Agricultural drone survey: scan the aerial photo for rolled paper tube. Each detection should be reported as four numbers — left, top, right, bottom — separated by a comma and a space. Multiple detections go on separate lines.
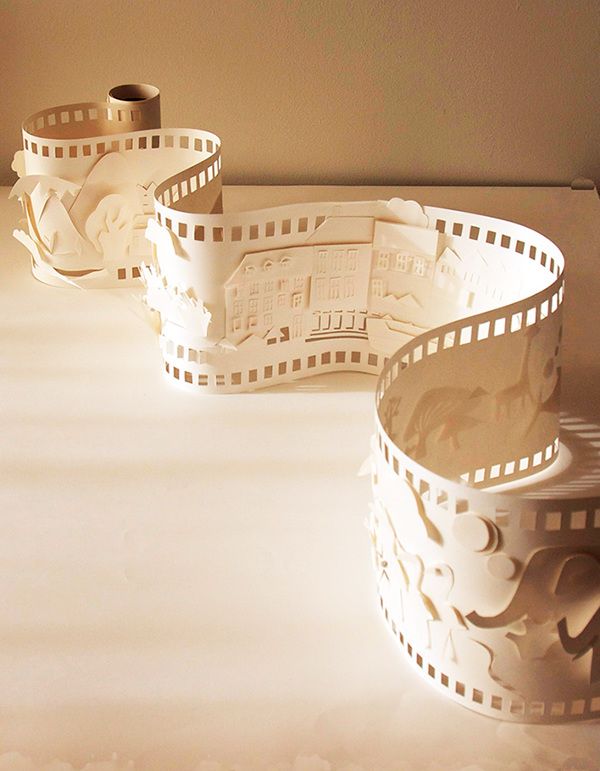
107, 83, 161, 131
10, 86, 600, 723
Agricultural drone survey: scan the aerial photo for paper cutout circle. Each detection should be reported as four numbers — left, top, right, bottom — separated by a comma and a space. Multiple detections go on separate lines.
487, 553, 518, 580
452, 513, 499, 553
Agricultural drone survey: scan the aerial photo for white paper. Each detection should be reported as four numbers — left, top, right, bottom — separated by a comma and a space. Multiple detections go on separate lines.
11, 85, 599, 724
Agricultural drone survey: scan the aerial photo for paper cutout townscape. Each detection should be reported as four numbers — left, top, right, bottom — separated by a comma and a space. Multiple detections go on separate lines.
11, 84, 600, 724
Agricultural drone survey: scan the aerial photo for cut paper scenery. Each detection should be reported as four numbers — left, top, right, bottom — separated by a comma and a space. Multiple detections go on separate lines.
12, 84, 600, 724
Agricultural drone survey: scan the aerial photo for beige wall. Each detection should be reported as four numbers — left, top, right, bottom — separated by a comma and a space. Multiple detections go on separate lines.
2, 0, 599, 188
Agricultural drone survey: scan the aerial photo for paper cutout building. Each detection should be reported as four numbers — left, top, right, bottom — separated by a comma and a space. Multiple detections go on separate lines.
11, 84, 600, 723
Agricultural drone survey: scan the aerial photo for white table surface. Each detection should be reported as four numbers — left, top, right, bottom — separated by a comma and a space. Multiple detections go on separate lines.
1, 185, 599, 771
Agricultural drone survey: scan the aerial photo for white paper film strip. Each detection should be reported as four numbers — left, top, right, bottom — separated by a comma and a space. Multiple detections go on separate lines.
11, 85, 599, 723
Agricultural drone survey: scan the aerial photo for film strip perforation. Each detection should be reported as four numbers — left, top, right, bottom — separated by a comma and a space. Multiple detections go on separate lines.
378, 595, 600, 722
160, 334, 381, 391
375, 277, 563, 406
373, 412, 600, 533
432, 209, 564, 279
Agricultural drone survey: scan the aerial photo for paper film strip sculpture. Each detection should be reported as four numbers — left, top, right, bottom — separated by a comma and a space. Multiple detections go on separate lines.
12, 85, 600, 723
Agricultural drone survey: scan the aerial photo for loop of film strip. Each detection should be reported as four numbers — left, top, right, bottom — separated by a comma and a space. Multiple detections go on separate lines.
370, 218, 598, 721
13, 83, 222, 287
12, 85, 599, 723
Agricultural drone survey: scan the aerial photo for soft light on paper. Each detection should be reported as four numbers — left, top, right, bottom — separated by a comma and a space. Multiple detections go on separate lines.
11, 85, 600, 724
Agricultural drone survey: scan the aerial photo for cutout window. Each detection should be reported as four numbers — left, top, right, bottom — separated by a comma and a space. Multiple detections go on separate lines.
371, 278, 385, 298
317, 250, 328, 274
377, 252, 389, 270
413, 257, 426, 277
395, 253, 409, 272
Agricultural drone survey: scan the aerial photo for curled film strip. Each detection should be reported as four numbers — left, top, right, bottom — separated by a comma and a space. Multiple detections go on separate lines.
11, 84, 600, 723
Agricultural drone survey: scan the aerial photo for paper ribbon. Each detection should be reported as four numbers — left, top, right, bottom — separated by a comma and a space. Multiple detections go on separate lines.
11, 84, 600, 723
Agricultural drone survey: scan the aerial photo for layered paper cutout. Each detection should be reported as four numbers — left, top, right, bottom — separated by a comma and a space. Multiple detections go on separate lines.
11, 84, 220, 287
12, 85, 600, 723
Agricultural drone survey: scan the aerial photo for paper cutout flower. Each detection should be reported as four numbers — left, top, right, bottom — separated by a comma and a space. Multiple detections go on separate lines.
11, 150, 25, 178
